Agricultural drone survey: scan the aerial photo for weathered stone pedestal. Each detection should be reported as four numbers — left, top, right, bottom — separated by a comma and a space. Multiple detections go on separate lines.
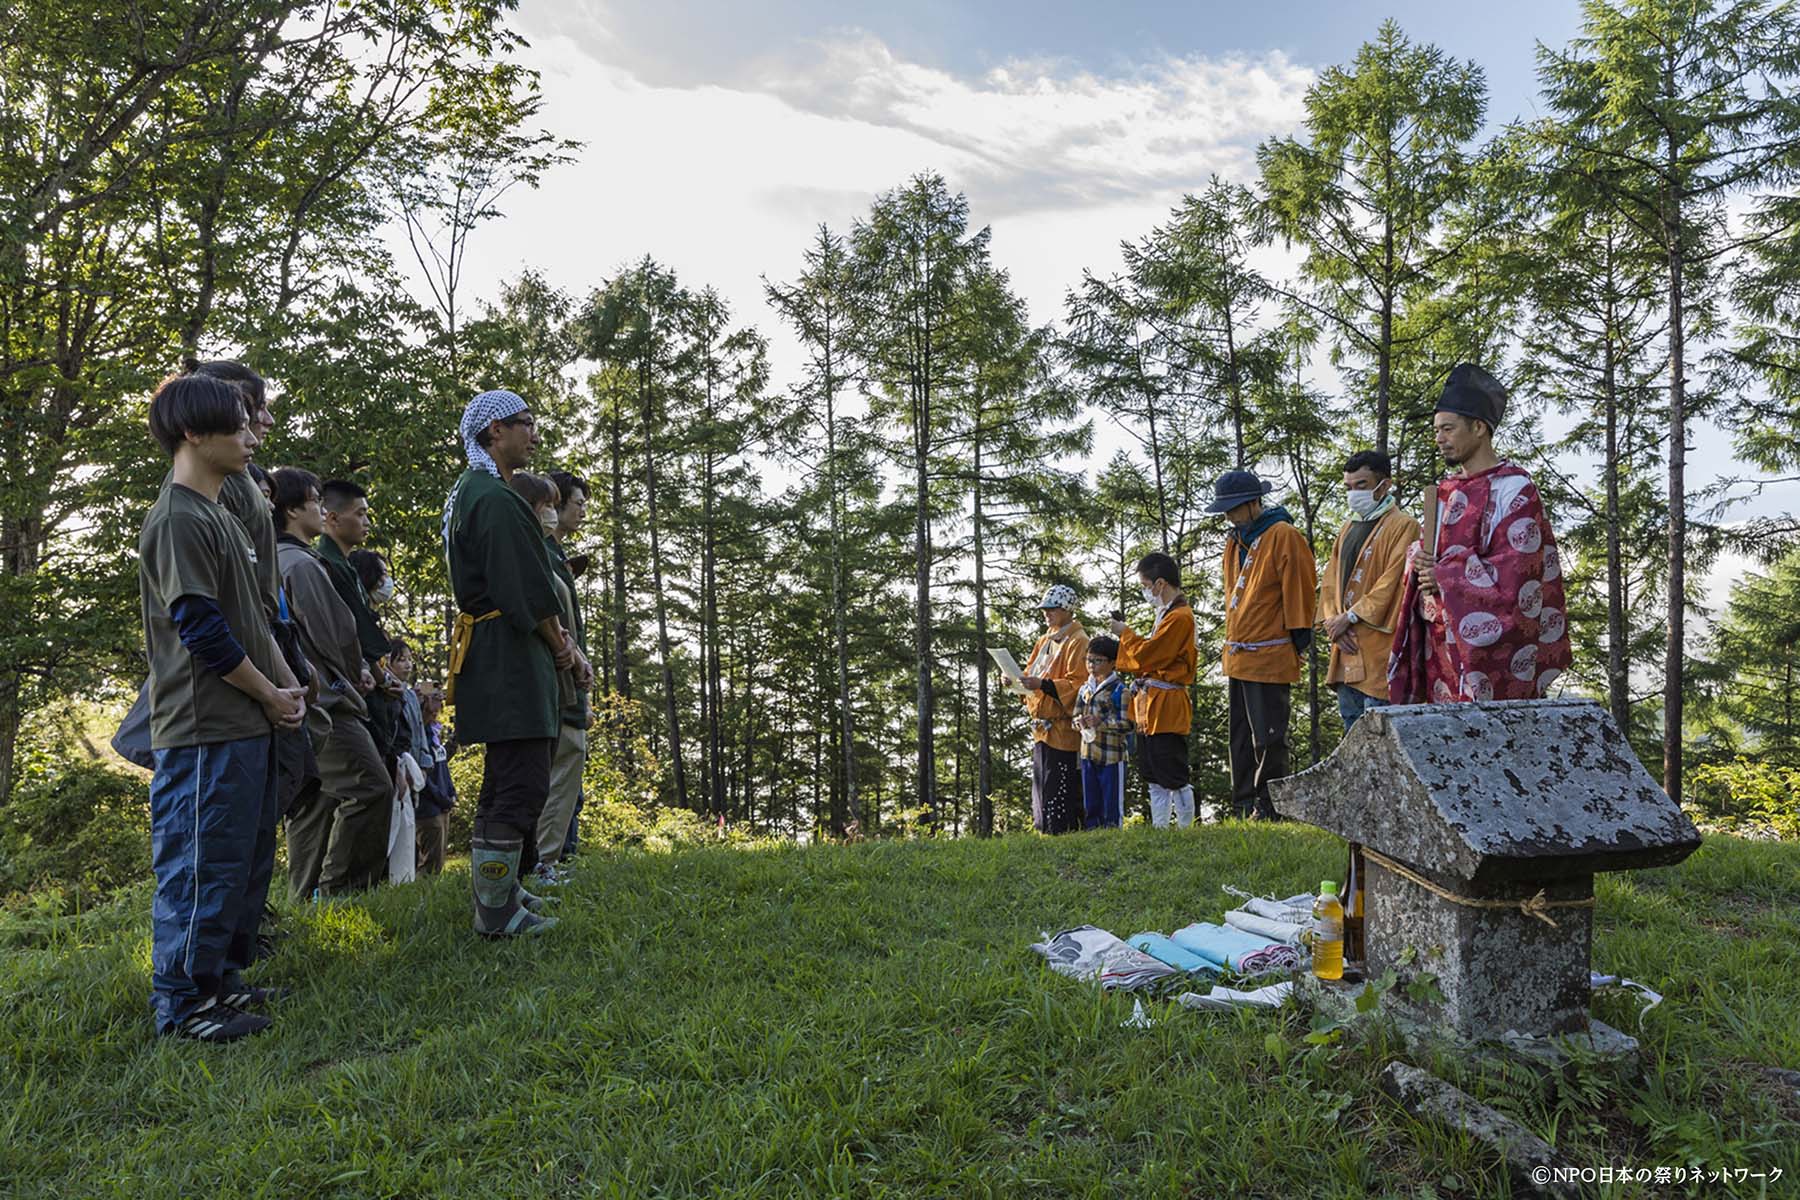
1271, 699, 1700, 1045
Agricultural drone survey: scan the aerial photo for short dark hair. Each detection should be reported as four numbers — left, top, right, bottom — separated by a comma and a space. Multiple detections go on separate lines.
348, 548, 386, 593
388, 635, 411, 658
246, 462, 271, 489
185, 359, 267, 413
148, 373, 246, 455
1343, 450, 1391, 478
1136, 552, 1180, 588
509, 471, 559, 510
1088, 636, 1120, 660
547, 470, 590, 506
319, 478, 367, 513
271, 467, 322, 529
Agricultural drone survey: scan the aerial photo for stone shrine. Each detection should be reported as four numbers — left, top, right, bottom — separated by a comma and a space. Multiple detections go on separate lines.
1271, 699, 1700, 1041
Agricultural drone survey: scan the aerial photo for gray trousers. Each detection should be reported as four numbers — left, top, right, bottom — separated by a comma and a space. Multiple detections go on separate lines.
285, 703, 391, 900
537, 723, 587, 864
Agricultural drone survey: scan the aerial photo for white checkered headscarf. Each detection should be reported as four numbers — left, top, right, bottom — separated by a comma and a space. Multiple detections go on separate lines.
459, 388, 527, 477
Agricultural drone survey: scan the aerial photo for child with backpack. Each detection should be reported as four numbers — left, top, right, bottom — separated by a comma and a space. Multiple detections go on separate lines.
1073, 636, 1132, 829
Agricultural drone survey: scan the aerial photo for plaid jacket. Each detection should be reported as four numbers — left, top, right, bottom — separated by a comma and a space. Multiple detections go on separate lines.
1073, 673, 1133, 764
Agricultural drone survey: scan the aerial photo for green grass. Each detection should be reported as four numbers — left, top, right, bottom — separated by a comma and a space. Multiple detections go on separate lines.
2, 827, 1797, 1198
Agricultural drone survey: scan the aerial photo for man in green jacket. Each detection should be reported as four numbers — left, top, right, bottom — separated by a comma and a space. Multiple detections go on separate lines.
443, 389, 585, 937
317, 479, 400, 766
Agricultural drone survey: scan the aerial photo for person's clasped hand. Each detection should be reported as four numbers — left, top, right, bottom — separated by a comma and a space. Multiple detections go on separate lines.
265, 686, 306, 732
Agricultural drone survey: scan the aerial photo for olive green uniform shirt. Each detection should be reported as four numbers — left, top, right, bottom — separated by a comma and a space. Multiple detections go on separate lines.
138, 483, 283, 749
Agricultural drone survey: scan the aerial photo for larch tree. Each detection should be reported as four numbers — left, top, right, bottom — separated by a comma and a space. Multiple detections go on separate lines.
1255, 18, 1488, 462
1536, 0, 1800, 803
847, 174, 989, 821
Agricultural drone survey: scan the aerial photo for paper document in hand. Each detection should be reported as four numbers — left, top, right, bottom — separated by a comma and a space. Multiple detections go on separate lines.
988, 647, 1025, 682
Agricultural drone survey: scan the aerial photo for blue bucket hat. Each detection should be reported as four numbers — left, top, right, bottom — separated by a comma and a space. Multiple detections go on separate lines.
1205, 469, 1273, 514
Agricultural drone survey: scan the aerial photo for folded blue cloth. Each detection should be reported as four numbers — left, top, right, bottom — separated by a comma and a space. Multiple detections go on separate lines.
1171, 922, 1285, 971
1127, 932, 1213, 973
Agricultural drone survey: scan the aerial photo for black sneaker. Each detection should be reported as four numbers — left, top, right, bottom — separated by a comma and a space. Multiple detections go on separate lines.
167, 999, 272, 1043
219, 983, 288, 1010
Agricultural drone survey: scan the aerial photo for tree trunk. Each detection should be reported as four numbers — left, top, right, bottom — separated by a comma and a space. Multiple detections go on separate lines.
1305, 506, 1321, 764
704, 360, 725, 819
609, 397, 632, 700
952, 656, 965, 838
1603, 249, 1630, 733
1146, 399, 1171, 553
974, 429, 994, 837
1377, 166, 1395, 458
826, 346, 858, 832
914, 321, 936, 821
641, 354, 688, 810
1662, 126, 1687, 807
1224, 307, 1245, 467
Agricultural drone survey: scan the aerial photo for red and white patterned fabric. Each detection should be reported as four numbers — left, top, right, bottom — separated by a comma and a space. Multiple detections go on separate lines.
1388, 462, 1571, 704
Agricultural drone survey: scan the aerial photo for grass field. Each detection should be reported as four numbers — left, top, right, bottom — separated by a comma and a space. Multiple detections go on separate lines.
3, 825, 1797, 1198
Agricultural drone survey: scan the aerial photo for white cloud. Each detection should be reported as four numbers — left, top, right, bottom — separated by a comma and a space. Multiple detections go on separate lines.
753, 36, 1313, 216
441, 18, 1316, 384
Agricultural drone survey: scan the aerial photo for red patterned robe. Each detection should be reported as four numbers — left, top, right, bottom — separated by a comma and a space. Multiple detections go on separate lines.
1388, 462, 1572, 704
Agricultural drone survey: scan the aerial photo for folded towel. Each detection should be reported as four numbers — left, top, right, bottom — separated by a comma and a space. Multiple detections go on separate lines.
1171, 921, 1301, 973
1242, 894, 1315, 922
1237, 943, 1303, 975
1170, 921, 1271, 968
1223, 909, 1306, 945
1128, 932, 1214, 973
1029, 925, 1178, 991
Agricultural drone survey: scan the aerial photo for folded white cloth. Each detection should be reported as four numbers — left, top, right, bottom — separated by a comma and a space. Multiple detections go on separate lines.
1241, 894, 1314, 922
1223, 909, 1306, 945
1178, 981, 1294, 1011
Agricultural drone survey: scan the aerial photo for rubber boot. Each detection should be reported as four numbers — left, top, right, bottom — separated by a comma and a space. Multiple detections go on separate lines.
513, 882, 561, 915
471, 835, 557, 938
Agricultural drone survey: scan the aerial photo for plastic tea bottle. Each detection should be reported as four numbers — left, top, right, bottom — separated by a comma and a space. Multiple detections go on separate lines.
1312, 881, 1345, 981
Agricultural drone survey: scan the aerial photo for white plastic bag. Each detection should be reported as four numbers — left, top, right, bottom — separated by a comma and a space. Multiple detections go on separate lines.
387, 751, 424, 884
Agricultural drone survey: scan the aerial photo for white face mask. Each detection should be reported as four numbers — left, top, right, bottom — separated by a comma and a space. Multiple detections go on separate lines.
1347, 488, 1380, 518
540, 509, 558, 534
1141, 583, 1162, 608
373, 576, 395, 604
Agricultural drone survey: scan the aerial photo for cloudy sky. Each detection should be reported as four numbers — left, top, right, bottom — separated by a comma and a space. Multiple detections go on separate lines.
456, 0, 1582, 340
429, 0, 1767, 605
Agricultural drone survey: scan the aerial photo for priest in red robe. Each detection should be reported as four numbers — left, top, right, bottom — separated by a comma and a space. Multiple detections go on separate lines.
1390, 364, 1572, 704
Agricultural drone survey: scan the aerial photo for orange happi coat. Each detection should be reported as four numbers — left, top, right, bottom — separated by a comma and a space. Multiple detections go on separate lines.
1021, 620, 1089, 753
1220, 519, 1318, 685
1319, 506, 1421, 699
1116, 600, 1196, 736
